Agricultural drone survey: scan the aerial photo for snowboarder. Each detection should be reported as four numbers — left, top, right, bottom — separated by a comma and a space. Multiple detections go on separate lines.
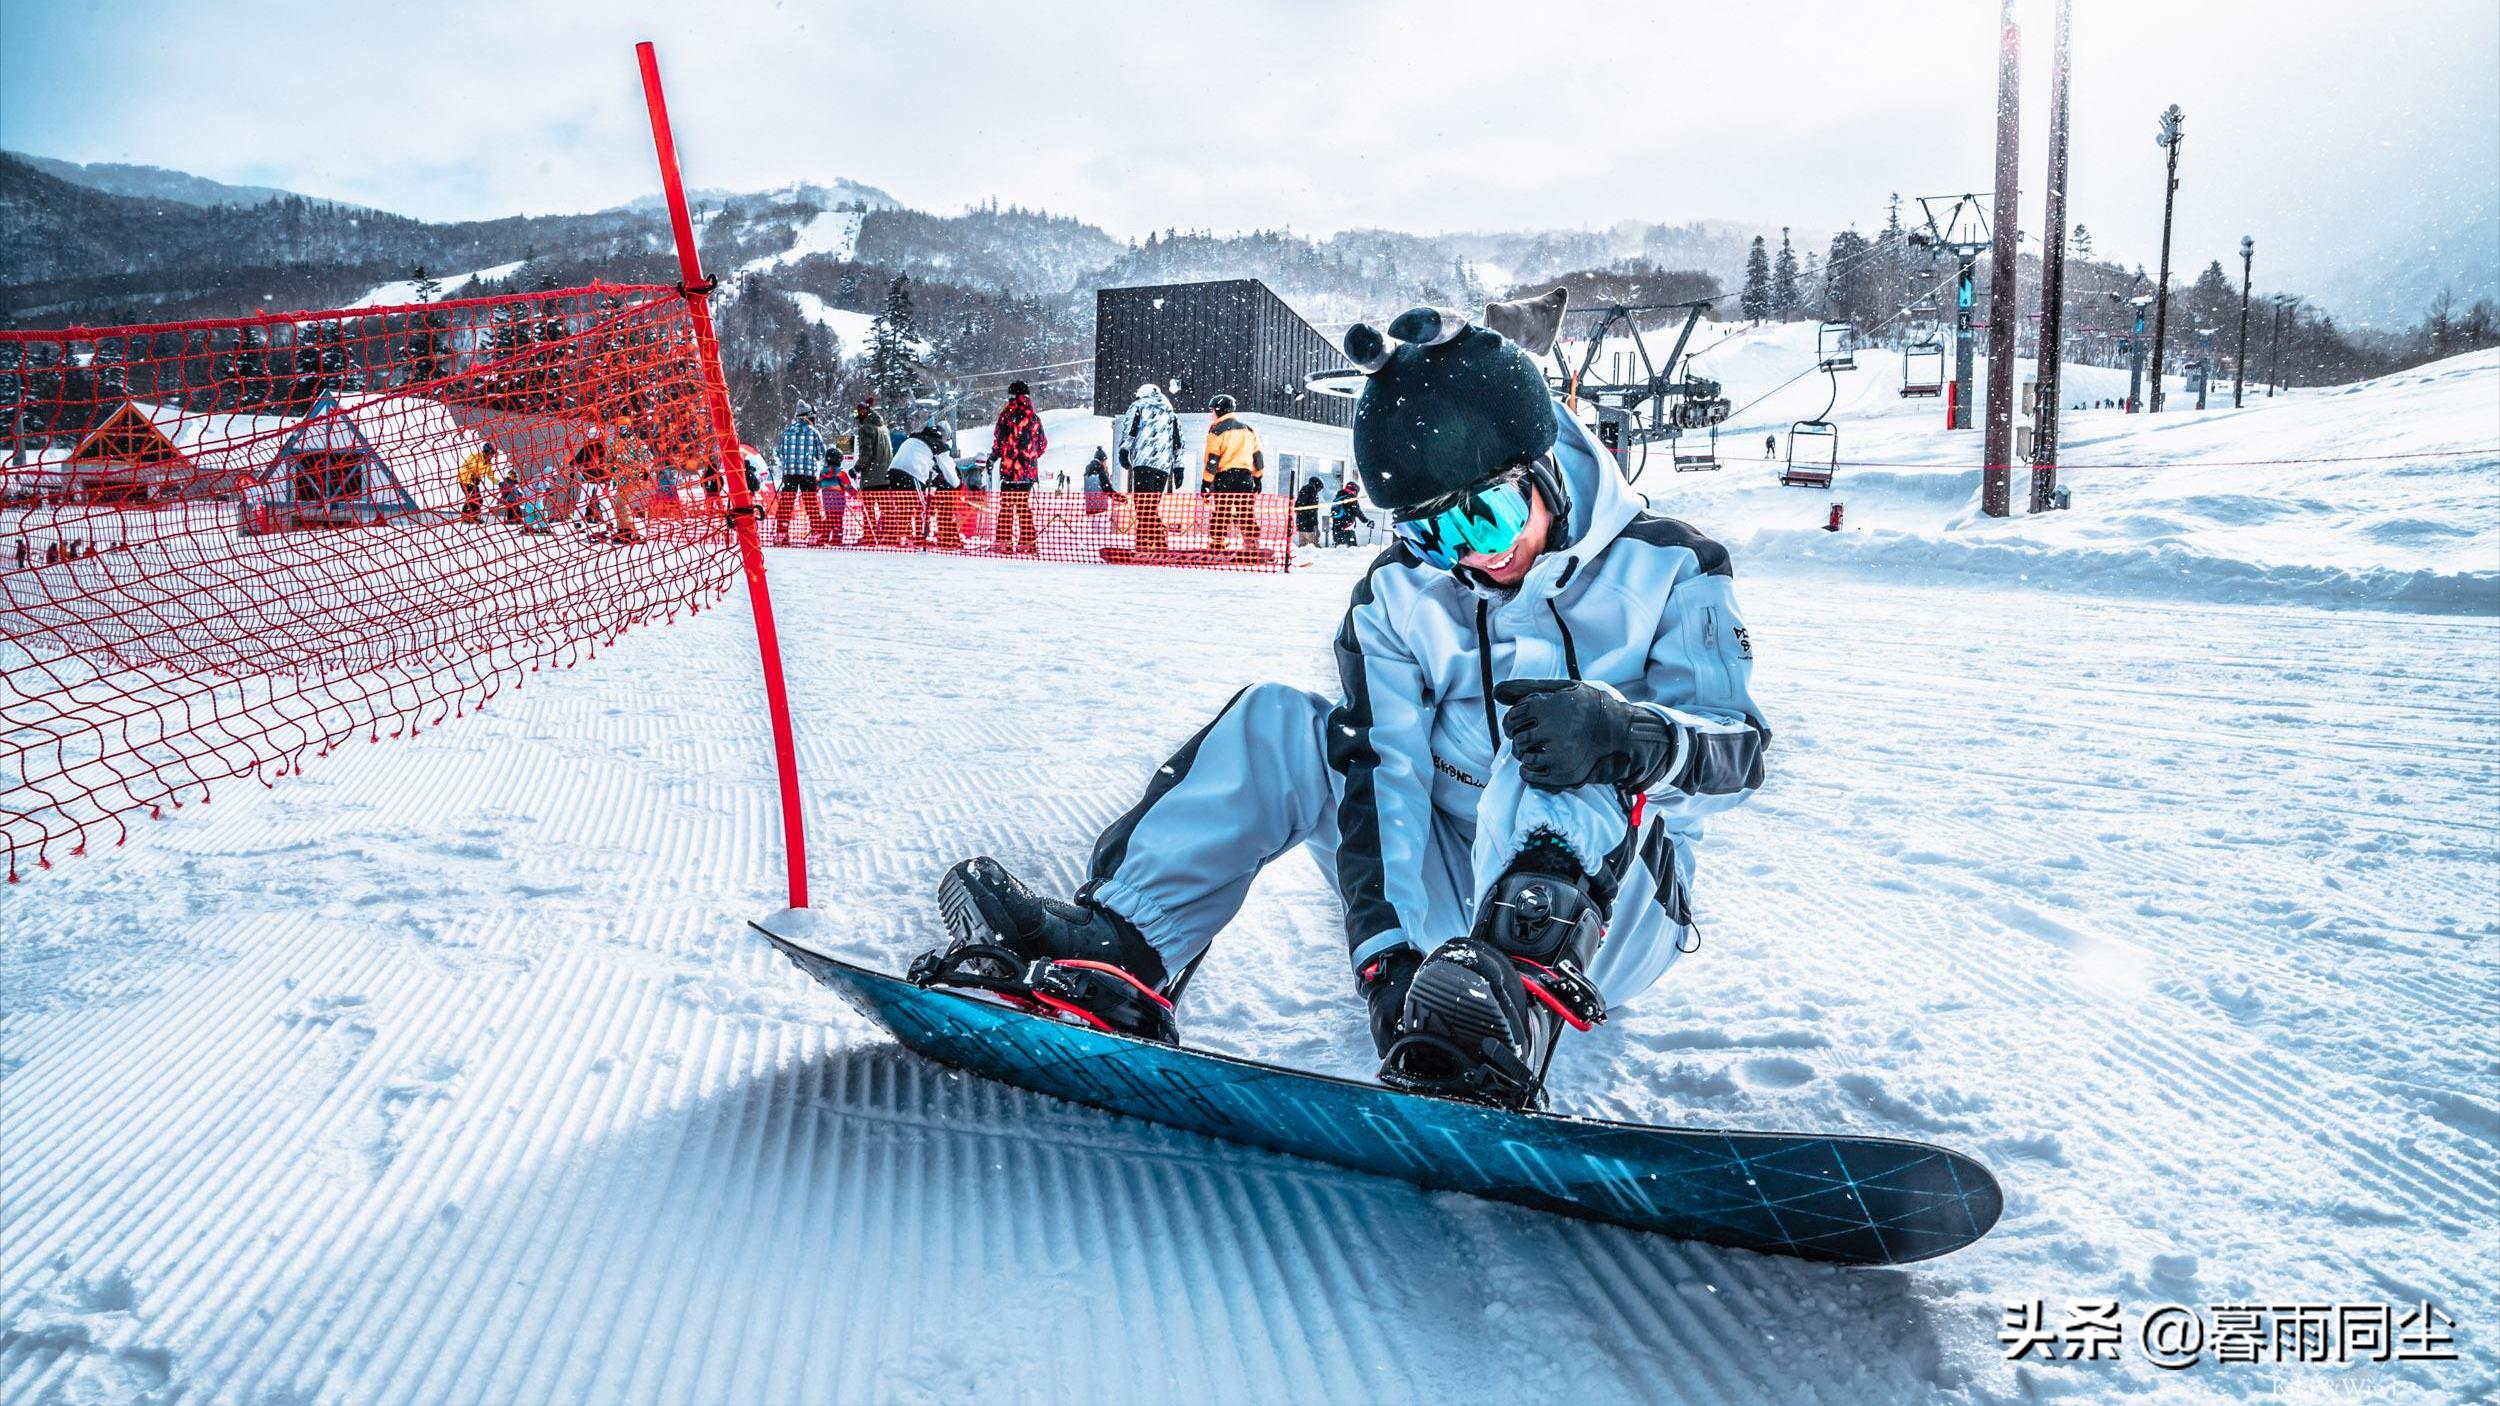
773, 402, 828, 544
991, 381, 1047, 556
1201, 393, 1264, 553
1114, 383, 1184, 555
924, 292, 1770, 1109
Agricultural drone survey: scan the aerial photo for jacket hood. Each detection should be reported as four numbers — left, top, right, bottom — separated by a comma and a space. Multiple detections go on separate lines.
1130, 385, 1171, 408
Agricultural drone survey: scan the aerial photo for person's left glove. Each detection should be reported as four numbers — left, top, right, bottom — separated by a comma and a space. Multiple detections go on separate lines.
1492, 679, 1680, 792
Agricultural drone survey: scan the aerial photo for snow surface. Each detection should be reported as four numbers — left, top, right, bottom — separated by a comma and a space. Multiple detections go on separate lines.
3, 359, 2495, 1404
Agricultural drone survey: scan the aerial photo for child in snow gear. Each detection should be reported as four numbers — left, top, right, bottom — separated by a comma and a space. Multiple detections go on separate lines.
1330, 479, 1364, 546
991, 381, 1047, 555
1115, 383, 1184, 554
1083, 447, 1114, 515
918, 292, 1767, 1111
1201, 394, 1264, 553
817, 447, 852, 546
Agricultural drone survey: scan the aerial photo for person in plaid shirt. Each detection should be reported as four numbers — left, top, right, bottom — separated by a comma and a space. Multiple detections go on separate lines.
773, 402, 829, 544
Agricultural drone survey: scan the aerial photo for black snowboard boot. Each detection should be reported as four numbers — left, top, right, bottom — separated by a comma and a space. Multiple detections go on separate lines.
1377, 838, 1609, 1109
921, 856, 1178, 1043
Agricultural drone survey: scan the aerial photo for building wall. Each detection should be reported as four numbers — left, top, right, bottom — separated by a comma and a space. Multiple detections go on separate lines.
1094, 279, 1351, 429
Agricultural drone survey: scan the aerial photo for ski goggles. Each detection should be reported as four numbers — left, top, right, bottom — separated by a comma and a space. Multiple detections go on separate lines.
1391, 466, 1536, 570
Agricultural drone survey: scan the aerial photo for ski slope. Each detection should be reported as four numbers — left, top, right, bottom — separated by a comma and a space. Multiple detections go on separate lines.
3, 359, 2494, 1404
348, 261, 529, 308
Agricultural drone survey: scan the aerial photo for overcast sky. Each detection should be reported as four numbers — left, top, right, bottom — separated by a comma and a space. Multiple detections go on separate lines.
4, 0, 2493, 302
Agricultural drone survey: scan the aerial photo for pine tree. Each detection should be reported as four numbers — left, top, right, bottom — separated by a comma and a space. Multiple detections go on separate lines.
1772, 228, 1800, 320
1823, 229, 1873, 328
1741, 236, 1772, 321
868, 275, 919, 409
2072, 225, 2094, 261
411, 265, 442, 303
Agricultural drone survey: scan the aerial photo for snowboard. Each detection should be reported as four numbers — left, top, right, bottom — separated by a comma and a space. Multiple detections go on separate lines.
755, 922, 2002, 1265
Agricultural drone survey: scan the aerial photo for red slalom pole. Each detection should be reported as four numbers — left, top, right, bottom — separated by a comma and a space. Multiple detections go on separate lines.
637, 41, 810, 909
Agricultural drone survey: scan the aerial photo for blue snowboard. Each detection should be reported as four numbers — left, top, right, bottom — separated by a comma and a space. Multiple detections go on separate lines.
759, 925, 2002, 1265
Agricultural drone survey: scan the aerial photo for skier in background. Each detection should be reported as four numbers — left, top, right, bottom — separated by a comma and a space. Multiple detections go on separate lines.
990, 380, 1047, 556
1763, 433, 1777, 459
773, 402, 827, 545
923, 294, 1769, 1109
1201, 393, 1264, 554
1114, 383, 1183, 555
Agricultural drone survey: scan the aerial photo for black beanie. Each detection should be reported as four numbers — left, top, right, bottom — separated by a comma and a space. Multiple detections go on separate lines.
1007, 380, 1030, 397
1344, 307, 1557, 517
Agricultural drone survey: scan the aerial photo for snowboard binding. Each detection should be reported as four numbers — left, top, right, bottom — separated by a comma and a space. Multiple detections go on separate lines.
909, 942, 1179, 1045
1378, 841, 1609, 1110
918, 857, 1179, 1044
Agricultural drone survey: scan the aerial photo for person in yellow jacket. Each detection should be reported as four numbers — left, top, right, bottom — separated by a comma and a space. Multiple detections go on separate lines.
457, 442, 500, 524
1201, 393, 1265, 552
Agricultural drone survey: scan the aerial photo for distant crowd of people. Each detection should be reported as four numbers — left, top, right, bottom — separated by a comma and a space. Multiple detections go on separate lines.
757, 382, 1381, 559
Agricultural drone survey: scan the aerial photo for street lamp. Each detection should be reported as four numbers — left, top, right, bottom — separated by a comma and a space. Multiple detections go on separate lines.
2125, 291, 2155, 412
2149, 104, 2184, 412
2235, 235, 2254, 408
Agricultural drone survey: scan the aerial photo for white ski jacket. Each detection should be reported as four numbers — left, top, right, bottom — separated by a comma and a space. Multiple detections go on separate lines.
1330, 399, 1770, 1001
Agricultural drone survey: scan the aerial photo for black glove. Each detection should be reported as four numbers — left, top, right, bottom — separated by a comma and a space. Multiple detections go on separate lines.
1493, 679, 1678, 793
1357, 947, 1423, 1058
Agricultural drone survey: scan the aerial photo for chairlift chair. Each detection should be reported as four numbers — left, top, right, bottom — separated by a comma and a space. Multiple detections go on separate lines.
1781, 419, 1839, 489
1671, 423, 1721, 472
1815, 321, 1858, 372
1900, 340, 1946, 398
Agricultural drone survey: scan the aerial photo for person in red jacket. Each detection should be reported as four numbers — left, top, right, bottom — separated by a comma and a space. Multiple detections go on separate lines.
990, 380, 1048, 556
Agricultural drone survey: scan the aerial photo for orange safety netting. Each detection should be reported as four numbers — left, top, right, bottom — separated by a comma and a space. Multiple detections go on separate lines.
762, 488, 1295, 572
1, 284, 744, 880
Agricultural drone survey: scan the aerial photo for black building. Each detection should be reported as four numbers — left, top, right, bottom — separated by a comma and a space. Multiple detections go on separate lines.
1093, 279, 1352, 428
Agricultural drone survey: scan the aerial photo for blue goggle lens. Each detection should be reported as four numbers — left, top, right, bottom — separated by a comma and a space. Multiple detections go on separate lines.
1393, 478, 1533, 569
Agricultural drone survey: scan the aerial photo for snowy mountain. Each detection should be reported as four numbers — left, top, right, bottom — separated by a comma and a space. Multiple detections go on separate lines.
4, 150, 360, 211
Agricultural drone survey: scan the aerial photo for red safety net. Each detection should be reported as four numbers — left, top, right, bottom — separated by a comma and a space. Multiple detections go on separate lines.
763, 487, 1295, 572
1, 284, 744, 880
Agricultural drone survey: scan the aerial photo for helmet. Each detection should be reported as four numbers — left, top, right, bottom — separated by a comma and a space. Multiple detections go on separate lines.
1342, 306, 1556, 517
1209, 393, 1237, 415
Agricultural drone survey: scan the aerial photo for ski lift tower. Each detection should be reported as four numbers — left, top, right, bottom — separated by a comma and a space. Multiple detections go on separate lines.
1909, 193, 1992, 430
1546, 299, 1728, 479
